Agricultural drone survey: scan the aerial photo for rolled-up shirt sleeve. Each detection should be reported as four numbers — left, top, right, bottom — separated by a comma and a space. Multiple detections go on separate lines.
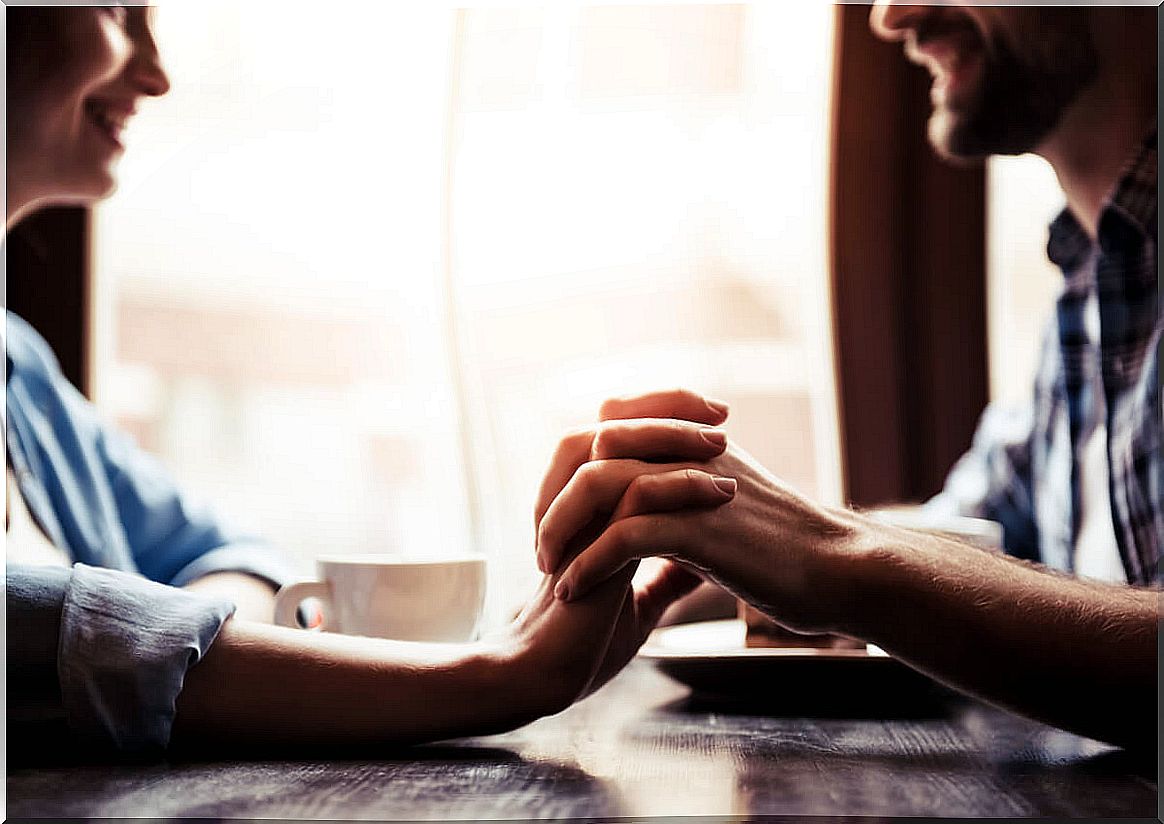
9, 562, 234, 755
7, 564, 70, 727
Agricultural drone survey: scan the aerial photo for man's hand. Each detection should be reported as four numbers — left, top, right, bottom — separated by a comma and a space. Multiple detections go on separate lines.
536, 426, 1159, 751
534, 388, 731, 558
538, 439, 864, 635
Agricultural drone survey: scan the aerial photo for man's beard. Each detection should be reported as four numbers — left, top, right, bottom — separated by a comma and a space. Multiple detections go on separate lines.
929, 18, 1099, 160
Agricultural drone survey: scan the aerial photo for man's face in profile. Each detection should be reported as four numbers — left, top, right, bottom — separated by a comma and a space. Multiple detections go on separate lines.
870, 3, 1098, 160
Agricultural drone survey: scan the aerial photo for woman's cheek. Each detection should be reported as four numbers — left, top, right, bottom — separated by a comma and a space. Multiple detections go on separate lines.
56, 12, 131, 91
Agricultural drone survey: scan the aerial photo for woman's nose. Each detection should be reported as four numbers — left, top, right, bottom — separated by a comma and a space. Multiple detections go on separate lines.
129, 35, 171, 97
869, 2, 933, 42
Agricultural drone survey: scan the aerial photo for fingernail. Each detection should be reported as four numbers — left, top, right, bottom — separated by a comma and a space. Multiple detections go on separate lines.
705, 398, 730, 418
712, 476, 737, 496
700, 429, 727, 449
554, 580, 571, 601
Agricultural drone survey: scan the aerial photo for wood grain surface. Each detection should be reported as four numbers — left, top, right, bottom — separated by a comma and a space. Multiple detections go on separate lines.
7, 661, 1157, 820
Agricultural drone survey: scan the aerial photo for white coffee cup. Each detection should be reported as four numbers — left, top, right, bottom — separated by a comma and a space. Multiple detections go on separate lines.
274, 554, 487, 642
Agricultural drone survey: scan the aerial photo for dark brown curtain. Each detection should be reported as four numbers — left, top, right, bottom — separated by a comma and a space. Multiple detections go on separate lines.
828, 5, 988, 507
5, 207, 92, 396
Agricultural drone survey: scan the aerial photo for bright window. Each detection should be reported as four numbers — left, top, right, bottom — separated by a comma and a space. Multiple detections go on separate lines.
93, 3, 841, 621
986, 156, 1066, 406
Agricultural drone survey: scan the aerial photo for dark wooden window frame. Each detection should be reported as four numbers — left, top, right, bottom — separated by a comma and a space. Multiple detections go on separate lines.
828, 4, 989, 507
6, 206, 92, 397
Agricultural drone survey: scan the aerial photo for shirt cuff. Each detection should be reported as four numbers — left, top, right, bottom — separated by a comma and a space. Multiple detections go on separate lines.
168, 542, 297, 590
58, 563, 235, 755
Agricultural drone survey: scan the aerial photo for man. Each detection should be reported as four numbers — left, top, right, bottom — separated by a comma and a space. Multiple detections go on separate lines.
535, 3, 1159, 751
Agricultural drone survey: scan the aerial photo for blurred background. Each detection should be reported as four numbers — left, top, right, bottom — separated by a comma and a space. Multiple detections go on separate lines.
7, 2, 1063, 623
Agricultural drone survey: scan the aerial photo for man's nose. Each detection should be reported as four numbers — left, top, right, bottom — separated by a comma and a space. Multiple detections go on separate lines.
869, 2, 932, 42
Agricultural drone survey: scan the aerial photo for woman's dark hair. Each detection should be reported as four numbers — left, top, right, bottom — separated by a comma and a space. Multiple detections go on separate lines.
7, 8, 63, 91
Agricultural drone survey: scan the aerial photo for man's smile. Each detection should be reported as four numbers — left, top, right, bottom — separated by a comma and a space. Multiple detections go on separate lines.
905, 18, 985, 107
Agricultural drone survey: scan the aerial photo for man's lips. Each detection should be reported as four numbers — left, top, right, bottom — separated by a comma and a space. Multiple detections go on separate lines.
909, 25, 980, 69
907, 28, 983, 104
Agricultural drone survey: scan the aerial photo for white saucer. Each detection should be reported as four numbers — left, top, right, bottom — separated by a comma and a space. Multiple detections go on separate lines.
638, 620, 939, 705
640, 618, 888, 660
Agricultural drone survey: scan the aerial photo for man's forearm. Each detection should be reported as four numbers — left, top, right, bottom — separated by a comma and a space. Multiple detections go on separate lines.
171, 619, 537, 751
845, 529, 1158, 749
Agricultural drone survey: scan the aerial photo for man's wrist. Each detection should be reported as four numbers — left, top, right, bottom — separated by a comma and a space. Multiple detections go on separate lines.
823, 512, 915, 641
830, 517, 987, 645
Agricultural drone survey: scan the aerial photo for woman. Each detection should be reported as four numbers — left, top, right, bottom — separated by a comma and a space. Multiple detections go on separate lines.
5, 6, 739, 757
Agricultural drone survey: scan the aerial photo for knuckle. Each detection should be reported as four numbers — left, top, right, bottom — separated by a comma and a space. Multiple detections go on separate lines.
559, 427, 594, 455
590, 426, 617, 458
576, 460, 605, 493
622, 474, 649, 508
676, 387, 698, 402
610, 517, 645, 552
598, 396, 625, 419
537, 518, 555, 549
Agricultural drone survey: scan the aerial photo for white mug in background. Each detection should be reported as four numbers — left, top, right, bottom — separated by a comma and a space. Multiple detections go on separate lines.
274, 555, 488, 642
868, 508, 1003, 550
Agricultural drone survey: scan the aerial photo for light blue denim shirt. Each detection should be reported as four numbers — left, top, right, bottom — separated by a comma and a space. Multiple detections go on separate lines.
5, 310, 293, 755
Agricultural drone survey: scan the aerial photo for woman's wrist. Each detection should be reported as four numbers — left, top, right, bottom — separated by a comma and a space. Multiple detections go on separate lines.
183, 572, 277, 623
465, 638, 572, 734
444, 644, 536, 737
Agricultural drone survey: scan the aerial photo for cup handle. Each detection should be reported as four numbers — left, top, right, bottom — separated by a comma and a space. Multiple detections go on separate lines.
274, 580, 333, 631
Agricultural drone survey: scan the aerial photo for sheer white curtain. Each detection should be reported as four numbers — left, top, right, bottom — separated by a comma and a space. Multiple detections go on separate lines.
93, 2, 471, 573
94, 2, 840, 621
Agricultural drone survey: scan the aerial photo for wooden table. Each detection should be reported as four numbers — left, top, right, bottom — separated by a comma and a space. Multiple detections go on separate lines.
7, 660, 1157, 819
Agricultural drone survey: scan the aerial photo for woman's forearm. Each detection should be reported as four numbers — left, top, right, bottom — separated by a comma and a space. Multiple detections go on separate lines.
172, 563, 649, 753
171, 619, 538, 751
183, 573, 278, 623
845, 531, 1159, 750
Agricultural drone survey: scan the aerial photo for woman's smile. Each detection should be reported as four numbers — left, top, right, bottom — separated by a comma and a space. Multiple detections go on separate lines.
83, 98, 135, 152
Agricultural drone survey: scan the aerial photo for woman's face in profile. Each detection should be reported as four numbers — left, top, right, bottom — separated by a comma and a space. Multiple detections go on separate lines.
7, 6, 170, 207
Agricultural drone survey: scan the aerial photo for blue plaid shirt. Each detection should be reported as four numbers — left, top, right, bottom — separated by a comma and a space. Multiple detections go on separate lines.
929, 128, 1160, 585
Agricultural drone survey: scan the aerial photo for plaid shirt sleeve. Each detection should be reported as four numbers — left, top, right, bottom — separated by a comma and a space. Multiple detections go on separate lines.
925, 397, 1042, 560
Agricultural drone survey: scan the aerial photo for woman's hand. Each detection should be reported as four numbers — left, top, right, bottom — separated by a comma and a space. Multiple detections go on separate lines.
488, 561, 638, 719
495, 388, 739, 714
538, 439, 870, 637
500, 464, 739, 712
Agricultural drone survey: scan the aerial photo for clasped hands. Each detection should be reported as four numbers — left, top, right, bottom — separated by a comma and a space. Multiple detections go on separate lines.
496, 388, 870, 720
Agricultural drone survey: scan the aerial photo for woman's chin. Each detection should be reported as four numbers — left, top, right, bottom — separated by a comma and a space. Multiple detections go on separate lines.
51, 172, 118, 206
86, 168, 119, 200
